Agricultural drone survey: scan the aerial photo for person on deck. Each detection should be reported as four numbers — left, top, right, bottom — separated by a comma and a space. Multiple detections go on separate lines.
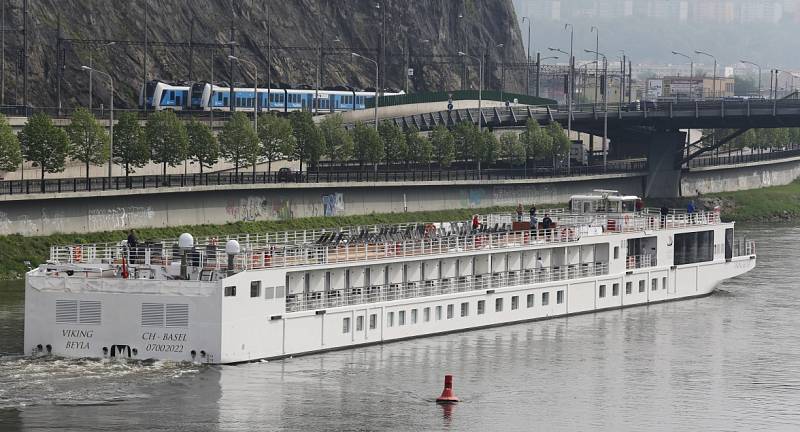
529, 205, 538, 229
472, 214, 480, 232
542, 214, 553, 230
660, 206, 669, 228
127, 230, 138, 248
516, 203, 524, 222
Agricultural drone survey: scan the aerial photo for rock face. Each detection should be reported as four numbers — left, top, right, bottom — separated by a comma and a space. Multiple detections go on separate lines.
3, 0, 526, 109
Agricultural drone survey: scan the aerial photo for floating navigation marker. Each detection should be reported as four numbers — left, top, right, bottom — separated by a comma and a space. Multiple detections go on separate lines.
435, 375, 459, 404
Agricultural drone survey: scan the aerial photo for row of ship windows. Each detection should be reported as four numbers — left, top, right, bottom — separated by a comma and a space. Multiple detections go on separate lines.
223, 282, 286, 299
599, 277, 667, 298
341, 291, 565, 333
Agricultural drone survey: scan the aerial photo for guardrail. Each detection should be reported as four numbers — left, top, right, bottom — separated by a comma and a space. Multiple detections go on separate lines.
0, 161, 647, 196
285, 262, 609, 312
626, 254, 656, 270
688, 147, 800, 168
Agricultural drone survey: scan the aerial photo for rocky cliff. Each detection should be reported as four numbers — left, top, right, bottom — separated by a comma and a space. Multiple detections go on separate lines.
4, 0, 526, 109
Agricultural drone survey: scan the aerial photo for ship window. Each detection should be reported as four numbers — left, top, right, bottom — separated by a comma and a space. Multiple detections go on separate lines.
411, 309, 418, 324
495, 298, 503, 312
511, 296, 519, 310
652, 278, 658, 291
342, 317, 351, 333
356, 315, 364, 331
447, 304, 454, 319
399, 310, 406, 326
387, 312, 394, 327
477, 300, 486, 315
250, 281, 261, 298
460, 302, 469, 317
527, 294, 534, 308
612, 283, 620, 296
662, 277, 667, 290
638, 280, 645, 293
423, 307, 431, 322
599, 284, 607, 298
276, 286, 285, 298
369, 313, 377, 329
674, 231, 715, 265
436, 306, 442, 320
542, 292, 550, 306
557, 290, 564, 304
614, 246, 620, 259
626, 282, 632, 295
224, 286, 236, 297
265, 286, 275, 299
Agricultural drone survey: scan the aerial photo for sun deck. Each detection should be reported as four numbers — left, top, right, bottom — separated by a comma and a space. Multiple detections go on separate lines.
41, 207, 724, 282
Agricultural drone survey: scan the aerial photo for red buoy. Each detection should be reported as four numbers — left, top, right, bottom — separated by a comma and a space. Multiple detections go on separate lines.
436, 374, 460, 404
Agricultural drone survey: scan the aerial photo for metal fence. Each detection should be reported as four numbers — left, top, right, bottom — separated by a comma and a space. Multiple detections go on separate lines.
0, 160, 647, 196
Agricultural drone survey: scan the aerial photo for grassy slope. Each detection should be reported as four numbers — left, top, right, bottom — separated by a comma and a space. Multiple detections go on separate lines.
3, 180, 799, 280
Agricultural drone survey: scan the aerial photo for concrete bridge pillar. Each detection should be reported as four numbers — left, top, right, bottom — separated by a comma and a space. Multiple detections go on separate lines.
645, 130, 685, 198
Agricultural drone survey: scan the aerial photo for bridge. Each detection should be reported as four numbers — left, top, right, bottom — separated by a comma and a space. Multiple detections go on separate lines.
369, 96, 800, 197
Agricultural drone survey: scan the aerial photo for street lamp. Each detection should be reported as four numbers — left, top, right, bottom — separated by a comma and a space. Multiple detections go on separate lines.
695, 50, 717, 98
671, 51, 694, 78
585, 49, 608, 172
521, 16, 532, 95
740, 60, 762, 97
228, 55, 258, 132
564, 23, 574, 175
458, 51, 483, 134
352, 52, 379, 131
88, 41, 116, 112
81, 65, 113, 179
591, 26, 599, 106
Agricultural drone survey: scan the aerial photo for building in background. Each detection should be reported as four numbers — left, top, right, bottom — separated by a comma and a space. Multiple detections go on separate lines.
647, 76, 735, 99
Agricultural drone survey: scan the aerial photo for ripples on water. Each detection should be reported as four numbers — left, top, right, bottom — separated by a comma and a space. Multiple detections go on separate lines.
0, 226, 799, 431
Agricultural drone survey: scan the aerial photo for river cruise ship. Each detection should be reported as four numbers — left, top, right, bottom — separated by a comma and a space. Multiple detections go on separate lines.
24, 192, 756, 364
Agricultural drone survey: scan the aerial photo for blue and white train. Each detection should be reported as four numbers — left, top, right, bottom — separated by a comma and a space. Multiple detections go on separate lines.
141, 80, 404, 113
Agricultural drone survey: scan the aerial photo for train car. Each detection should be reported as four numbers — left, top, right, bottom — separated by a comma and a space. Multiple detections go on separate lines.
142, 80, 191, 111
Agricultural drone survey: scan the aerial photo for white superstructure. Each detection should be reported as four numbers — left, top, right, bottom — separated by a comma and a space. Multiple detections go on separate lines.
24, 192, 756, 364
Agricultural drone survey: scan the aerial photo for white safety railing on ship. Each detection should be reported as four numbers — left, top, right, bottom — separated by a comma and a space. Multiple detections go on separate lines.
626, 254, 656, 270
50, 228, 582, 274
285, 262, 610, 313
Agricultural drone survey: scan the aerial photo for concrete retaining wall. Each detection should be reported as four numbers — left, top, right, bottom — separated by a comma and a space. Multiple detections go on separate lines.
4, 155, 800, 237
682, 156, 800, 196
0, 175, 643, 236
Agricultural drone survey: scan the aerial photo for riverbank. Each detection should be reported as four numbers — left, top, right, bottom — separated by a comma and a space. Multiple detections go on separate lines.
647, 179, 800, 223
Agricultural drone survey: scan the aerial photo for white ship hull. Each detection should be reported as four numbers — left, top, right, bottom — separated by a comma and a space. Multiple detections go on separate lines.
24, 221, 756, 364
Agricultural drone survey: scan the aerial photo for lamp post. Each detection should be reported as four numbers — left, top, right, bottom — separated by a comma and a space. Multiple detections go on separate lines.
591, 26, 599, 106
564, 23, 574, 174
740, 60, 762, 97
228, 55, 258, 132
352, 52, 379, 131
522, 16, 532, 95
537, 55, 558, 98
458, 51, 483, 134
671, 51, 694, 98
585, 49, 608, 172
494, 43, 505, 102
695, 50, 717, 98
81, 65, 113, 179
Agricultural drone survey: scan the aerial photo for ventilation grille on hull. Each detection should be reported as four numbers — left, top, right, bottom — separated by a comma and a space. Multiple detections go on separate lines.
141, 303, 189, 328
56, 300, 102, 325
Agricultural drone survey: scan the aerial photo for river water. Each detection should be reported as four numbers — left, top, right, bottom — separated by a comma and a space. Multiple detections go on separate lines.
0, 226, 798, 431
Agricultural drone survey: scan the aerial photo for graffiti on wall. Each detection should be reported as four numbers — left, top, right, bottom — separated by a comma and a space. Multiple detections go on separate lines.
322, 193, 345, 216
460, 188, 486, 208
225, 196, 294, 221
88, 206, 155, 230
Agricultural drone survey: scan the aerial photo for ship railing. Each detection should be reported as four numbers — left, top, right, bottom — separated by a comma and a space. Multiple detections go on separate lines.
733, 239, 756, 257
626, 254, 656, 270
284, 262, 610, 313
47, 226, 583, 274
